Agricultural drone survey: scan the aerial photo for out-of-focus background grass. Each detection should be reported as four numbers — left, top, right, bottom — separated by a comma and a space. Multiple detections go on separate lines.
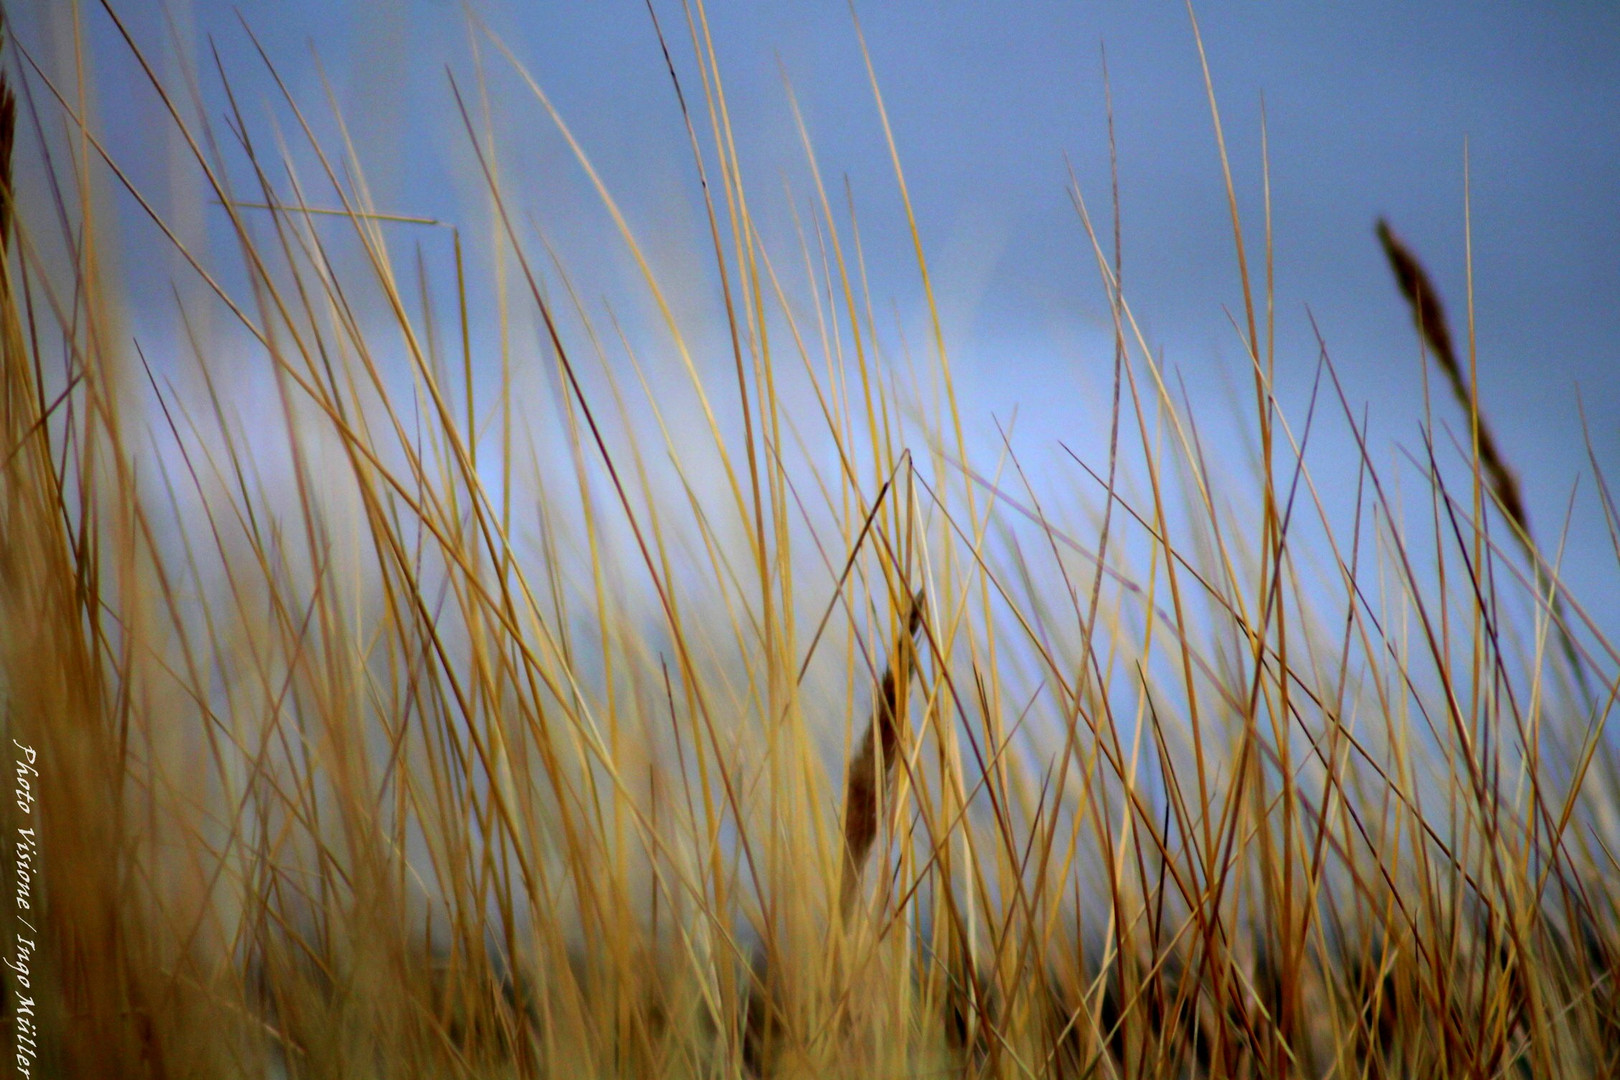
20, 1, 1617, 620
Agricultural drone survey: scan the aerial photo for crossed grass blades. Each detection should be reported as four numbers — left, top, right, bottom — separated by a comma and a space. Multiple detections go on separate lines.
2, 4, 1618, 1078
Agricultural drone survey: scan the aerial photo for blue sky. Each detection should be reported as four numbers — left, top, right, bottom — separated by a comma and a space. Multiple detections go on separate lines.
19, 1, 1620, 636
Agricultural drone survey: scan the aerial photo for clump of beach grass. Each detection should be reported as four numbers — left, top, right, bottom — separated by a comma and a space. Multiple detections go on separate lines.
1, 4, 1617, 1079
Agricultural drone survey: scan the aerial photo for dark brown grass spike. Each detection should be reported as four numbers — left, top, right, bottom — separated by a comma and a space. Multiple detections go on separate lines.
1377, 218, 1593, 708
1376, 218, 1527, 537
838, 587, 925, 918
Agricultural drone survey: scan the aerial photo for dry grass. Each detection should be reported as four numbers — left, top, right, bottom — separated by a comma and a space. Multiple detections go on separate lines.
2, 5, 1618, 1078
